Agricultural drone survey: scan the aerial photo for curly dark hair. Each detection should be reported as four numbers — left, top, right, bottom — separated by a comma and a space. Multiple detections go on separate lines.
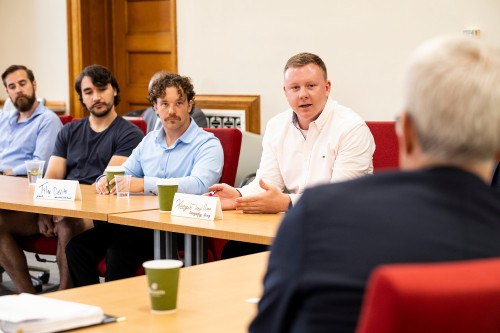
147, 73, 195, 114
74, 64, 121, 107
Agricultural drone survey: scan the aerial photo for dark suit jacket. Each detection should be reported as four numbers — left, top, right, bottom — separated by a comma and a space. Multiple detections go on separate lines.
491, 163, 500, 187
250, 167, 500, 333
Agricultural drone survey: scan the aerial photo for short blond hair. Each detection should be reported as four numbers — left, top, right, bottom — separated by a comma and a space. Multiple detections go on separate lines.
284, 52, 327, 80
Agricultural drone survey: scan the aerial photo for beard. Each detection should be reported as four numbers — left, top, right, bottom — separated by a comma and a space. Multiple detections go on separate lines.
88, 101, 114, 117
14, 93, 37, 112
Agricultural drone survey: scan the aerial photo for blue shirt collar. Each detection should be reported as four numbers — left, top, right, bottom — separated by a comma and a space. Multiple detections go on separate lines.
155, 117, 199, 148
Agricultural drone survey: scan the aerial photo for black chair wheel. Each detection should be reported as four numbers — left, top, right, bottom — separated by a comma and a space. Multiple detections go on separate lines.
38, 272, 50, 284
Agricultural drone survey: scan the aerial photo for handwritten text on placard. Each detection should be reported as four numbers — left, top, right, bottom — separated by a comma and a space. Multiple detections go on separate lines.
33, 179, 82, 201
171, 193, 222, 220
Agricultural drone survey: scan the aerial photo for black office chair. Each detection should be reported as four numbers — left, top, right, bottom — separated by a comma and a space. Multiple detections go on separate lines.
124, 108, 146, 118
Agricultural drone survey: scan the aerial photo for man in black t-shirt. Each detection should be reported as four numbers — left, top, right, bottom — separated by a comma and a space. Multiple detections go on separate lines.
0, 65, 143, 294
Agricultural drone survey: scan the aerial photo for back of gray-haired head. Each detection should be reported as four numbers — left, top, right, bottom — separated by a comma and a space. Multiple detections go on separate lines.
148, 70, 170, 92
403, 36, 500, 165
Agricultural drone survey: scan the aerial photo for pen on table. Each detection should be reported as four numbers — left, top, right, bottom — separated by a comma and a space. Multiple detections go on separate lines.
102, 315, 127, 324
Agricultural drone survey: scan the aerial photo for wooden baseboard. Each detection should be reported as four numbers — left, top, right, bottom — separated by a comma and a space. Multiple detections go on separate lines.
0, 99, 66, 115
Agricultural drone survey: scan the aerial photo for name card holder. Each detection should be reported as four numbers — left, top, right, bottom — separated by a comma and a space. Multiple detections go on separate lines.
171, 193, 222, 221
34, 179, 82, 201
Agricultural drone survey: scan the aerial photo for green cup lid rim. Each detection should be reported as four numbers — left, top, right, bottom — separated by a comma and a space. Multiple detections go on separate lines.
143, 259, 183, 269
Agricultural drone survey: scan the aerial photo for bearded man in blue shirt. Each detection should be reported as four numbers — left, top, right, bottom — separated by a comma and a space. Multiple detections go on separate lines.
66, 72, 223, 286
0, 65, 62, 175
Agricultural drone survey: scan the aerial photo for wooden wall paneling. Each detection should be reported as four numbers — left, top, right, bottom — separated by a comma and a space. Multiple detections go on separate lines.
195, 95, 261, 134
112, 0, 178, 115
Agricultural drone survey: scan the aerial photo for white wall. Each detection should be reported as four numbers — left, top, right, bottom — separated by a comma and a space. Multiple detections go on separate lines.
177, 0, 500, 127
0, 0, 69, 110
1, 0, 499, 182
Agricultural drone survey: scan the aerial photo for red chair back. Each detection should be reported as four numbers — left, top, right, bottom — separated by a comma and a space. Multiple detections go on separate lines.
365, 121, 399, 172
356, 258, 500, 333
58, 115, 74, 125
18, 235, 57, 255
203, 128, 242, 187
127, 119, 147, 135
203, 128, 242, 261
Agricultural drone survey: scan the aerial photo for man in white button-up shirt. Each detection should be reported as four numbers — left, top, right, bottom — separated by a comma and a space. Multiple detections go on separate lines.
210, 52, 375, 214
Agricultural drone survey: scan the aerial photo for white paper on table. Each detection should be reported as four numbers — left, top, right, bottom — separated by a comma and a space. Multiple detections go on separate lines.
33, 179, 82, 201
0, 293, 103, 333
171, 193, 223, 220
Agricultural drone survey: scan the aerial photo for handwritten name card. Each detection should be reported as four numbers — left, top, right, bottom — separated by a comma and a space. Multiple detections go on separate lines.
33, 179, 82, 201
171, 193, 222, 221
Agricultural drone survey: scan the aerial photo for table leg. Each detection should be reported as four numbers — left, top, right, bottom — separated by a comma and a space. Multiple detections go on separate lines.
184, 234, 192, 267
154, 230, 162, 259
164, 231, 174, 259
195, 236, 204, 265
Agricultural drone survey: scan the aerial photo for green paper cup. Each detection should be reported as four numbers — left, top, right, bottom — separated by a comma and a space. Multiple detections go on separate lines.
106, 166, 125, 192
143, 259, 183, 313
157, 179, 179, 212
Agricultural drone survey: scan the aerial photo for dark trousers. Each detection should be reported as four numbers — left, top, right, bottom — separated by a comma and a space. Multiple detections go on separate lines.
66, 221, 153, 287
221, 241, 268, 259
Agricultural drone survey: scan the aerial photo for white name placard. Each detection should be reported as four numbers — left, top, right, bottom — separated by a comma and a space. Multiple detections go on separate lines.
171, 193, 222, 220
33, 179, 82, 201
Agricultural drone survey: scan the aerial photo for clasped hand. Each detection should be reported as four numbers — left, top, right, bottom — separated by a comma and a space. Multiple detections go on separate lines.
208, 179, 290, 214
96, 176, 114, 195
37, 214, 62, 237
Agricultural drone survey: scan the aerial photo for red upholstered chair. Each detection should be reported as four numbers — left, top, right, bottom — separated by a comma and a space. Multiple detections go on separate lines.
58, 115, 74, 125
17, 235, 58, 291
355, 258, 500, 333
202, 128, 242, 261
203, 128, 242, 188
127, 119, 147, 135
365, 121, 399, 172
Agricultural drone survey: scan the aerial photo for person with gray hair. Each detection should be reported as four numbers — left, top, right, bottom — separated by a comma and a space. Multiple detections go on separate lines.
250, 36, 500, 333
141, 71, 207, 133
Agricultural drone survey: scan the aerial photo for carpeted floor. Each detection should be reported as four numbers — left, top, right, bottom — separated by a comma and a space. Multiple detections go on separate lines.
0, 252, 60, 295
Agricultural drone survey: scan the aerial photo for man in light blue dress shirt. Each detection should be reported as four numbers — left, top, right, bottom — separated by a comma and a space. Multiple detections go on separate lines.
66, 72, 223, 286
0, 65, 62, 175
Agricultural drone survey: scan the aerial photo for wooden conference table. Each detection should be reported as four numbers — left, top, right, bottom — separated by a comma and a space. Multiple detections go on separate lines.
0, 175, 283, 265
44, 251, 269, 333
0, 175, 159, 220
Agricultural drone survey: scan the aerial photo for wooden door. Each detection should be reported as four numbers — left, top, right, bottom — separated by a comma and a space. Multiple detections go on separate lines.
67, 0, 114, 118
112, 0, 177, 115
67, 0, 177, 117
